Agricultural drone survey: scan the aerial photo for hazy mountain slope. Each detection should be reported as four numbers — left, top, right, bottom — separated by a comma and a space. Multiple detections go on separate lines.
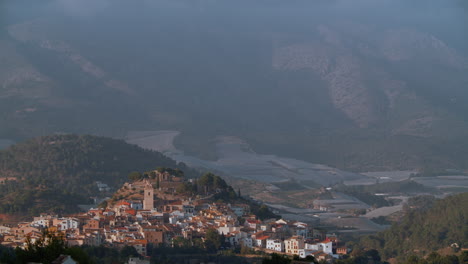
0, 39, 51, 99
1, 0, 468, 171
273, 24, 468, 133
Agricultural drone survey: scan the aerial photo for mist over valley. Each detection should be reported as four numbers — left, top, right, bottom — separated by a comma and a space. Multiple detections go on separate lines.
1, 2, 468, 262
2, 0, 468, 173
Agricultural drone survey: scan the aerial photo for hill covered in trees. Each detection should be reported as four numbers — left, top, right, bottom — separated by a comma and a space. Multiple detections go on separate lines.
0, 134, 194, 216
359, 192, 468, 260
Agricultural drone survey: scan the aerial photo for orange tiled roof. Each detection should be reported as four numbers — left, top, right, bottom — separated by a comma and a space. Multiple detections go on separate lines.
125, 209, 137, 216
131, 239, 148, 245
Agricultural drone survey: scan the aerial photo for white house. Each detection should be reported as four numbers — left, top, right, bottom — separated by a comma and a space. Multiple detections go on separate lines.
218, 226, 241, 235
31, 219, 51, 228
305, 240, 333, 254
56, 218, 79, 231
254, 235, 269, 248
266, 239, 284, 252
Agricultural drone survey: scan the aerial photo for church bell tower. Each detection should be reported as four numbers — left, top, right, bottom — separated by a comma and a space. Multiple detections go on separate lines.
143, 180, 154, 210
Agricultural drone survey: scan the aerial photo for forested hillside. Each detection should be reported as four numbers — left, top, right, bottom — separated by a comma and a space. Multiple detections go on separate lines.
0, 134, 194, 215
359, 192, 468, 260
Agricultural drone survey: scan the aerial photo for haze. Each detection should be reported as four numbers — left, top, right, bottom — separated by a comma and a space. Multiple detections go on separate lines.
1, 0, 468, 172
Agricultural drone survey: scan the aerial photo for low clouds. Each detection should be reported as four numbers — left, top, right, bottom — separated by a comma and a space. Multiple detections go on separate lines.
55, 0, 111, 18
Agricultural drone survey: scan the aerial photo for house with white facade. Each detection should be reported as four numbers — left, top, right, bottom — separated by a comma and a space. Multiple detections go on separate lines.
254, 235, 269, 248
31, 219, 51, 228
54, 218, 79, 231
266, 239, 284, 252
305, 239, 333, 254
218, 226, 241, 235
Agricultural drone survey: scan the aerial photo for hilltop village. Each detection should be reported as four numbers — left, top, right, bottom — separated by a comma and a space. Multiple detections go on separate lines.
0, 169, 347, 262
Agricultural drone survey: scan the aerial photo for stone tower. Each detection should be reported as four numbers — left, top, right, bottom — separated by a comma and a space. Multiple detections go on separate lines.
143, 180, 154, 210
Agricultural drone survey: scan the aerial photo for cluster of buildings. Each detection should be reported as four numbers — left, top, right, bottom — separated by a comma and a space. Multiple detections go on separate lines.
248, 220, 346, 261
0, 170, 348, 262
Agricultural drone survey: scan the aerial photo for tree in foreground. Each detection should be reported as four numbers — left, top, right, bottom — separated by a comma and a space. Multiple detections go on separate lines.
262, 253, 291, 264
15, 230, 92, 264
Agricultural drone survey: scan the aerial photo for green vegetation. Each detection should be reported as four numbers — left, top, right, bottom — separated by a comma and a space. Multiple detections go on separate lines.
337, 250, 466, 264
404, 195, 436, 212
81, 245, 140, 264
204, 228, 225, 253
370, 216, 392, 225
179, 172, 279, 220
0, 134, 195, 215
250, 204, 278, 221
262, 253, 291, 264
400, 252, 468, 264
260, 253, 319, 264
198, 173, 279, 220
0, 245, 15, 264
0, 230, 141, 264
161, 171, 234, 200
14, 230, 93, 264
0, 228, 268, 264
335, 249, 387, 264
359, 193, 468, 260
198, 172, 229, 194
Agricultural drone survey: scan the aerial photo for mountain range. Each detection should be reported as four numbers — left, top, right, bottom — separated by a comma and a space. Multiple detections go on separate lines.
1, 0, 468, 171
